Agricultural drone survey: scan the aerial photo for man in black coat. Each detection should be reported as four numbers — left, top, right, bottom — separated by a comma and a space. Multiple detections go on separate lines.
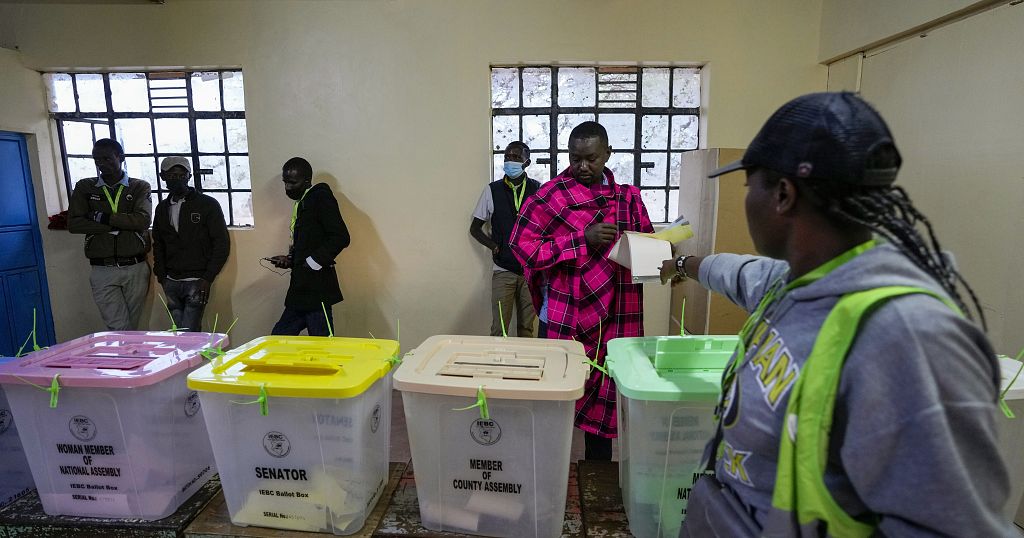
152, 156, 230, 331
269, 157, 350, 336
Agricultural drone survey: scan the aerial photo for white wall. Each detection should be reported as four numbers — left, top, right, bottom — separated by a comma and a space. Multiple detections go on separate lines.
0, 0, 826, 350
824, 1, 1024, 521
818, 0, 993, 62
854, 1, 1024, 355
825, 53, 861, 91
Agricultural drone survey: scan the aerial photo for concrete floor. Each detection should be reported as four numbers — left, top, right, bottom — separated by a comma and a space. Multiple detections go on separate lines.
388, 389, 618, 463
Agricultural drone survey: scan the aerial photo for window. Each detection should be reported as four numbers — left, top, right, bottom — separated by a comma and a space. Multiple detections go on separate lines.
45, 70, 254, 227
490, 65, 702, 223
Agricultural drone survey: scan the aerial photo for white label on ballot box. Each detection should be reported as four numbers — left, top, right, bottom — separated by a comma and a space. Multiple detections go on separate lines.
46, 406, 134, 515
440, 407, 532, 533
45, 492, 131, 515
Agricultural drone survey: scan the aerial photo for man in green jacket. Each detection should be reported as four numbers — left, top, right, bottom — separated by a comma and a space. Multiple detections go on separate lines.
68, 138, 152, 331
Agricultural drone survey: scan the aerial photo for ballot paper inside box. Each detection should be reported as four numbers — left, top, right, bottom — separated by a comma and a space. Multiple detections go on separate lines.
607, 335, 737, 538
187, 336, 399, 535
996, 355, 1024, 522
197, 388, 391, 534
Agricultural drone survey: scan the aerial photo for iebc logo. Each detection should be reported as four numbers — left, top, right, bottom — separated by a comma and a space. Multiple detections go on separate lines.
184, 391, 201, 417
0, 408, 11, 435
263, 431, 291, 458
371, 404, 382, 433
470, 418, 502, 446
69, 415, 97, 442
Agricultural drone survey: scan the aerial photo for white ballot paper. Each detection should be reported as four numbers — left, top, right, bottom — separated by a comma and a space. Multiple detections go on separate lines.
607, 215, 693, 283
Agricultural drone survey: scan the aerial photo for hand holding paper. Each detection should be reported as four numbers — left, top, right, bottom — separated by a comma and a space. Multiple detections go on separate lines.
607, 214, 694, 283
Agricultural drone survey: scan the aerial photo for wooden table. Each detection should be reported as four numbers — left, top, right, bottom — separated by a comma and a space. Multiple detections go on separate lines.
0, 477, 221, 538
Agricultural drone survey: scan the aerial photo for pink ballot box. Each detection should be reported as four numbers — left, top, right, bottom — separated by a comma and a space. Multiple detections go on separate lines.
0, 356, 34, 508
0, 331, 227, 519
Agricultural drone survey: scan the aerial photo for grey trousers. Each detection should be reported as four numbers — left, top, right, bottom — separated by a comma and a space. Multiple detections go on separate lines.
491, 270, 536, 337
89, 262, 151, 331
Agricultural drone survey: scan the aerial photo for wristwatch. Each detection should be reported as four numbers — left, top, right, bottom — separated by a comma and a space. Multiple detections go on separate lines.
675, 255, 693, 279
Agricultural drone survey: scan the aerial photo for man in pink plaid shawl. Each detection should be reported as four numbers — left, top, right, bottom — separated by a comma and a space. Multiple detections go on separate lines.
510, 121, 654, 460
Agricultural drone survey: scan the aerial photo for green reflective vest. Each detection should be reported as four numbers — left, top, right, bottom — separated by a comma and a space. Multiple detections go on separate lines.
770, 286, 955, 536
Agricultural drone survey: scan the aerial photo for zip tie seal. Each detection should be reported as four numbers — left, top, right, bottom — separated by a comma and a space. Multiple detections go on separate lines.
454, 386, 489, 420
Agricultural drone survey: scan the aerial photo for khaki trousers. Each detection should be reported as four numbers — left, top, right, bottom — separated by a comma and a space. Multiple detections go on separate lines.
490, 270, 536, 337
89, 262, 151, 331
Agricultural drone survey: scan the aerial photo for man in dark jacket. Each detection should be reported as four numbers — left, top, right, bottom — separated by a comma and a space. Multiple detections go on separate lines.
152, 157, 230, 331
269, 157, 350, 336
470, 141, 540, 337
68, 138, 152, 331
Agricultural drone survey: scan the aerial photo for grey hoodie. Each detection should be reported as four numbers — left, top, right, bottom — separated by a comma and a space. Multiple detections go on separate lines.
698, 243, 1015, 537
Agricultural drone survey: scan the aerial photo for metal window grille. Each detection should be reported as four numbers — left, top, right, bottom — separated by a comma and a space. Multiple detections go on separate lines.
45, 70, 254, 227
490, 65, 702, 223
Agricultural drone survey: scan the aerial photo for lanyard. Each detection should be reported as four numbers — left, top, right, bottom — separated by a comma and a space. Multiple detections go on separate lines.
102, 184, 124, 214
290, 187, 312, 239
505, 178, 527, 212
716, 239, 878, 416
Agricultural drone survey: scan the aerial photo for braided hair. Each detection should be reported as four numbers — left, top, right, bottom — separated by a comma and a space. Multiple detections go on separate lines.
765, 168, 986, 330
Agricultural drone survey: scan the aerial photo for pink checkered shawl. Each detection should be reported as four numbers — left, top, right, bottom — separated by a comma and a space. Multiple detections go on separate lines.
510, 167, 654, 437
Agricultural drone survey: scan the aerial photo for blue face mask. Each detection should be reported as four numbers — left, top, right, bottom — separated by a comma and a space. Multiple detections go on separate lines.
503, 161, 525, 179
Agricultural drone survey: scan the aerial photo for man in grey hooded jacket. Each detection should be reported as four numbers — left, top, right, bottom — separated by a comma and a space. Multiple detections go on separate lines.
662, 92, 1014, 537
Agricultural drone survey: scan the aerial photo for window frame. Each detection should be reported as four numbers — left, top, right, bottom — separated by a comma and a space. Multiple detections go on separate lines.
490, 65, 703, 223
47, 69, 253, 228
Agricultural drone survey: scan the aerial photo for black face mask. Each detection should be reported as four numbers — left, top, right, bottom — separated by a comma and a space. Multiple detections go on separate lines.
286, 187, 305, 201
165, 179, 189, 197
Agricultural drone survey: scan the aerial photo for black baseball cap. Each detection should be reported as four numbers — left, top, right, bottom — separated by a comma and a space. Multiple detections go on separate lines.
709, 92, 901, 186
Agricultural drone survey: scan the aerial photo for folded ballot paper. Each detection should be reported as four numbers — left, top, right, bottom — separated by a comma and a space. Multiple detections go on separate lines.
608, 215, 694, 283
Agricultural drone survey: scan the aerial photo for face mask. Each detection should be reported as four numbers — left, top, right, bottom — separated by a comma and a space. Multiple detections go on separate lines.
165, 179, 188, 197
503, 161, 525, 179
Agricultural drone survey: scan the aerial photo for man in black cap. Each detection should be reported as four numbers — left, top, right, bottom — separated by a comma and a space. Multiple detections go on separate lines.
152, 156, 230, 331
68, 138, 152, 330
662, 92, 1012, 536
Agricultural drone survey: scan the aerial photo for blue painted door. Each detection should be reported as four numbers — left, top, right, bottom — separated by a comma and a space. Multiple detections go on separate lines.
0, 132, 55, 355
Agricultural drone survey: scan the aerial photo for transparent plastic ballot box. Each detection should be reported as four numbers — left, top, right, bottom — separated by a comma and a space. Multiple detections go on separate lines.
0, 355, 34, 508
0, 331, 227, 519
394, 335, 589, 538
607, 334, 737, 538
997, 355, 1024, 520
188, 335, 399, 535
